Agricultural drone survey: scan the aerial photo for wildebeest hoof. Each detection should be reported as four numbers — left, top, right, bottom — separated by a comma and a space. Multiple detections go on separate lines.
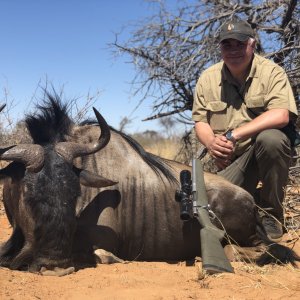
224, 244, 266, 262
39, 266, 75, 276
94, 249, 125, 264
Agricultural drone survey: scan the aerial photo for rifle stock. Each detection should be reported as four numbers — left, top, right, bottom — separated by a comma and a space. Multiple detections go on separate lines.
192, 158, 234, 274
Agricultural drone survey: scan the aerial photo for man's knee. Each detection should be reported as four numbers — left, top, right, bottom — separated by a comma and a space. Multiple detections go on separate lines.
255, 129, 291, 157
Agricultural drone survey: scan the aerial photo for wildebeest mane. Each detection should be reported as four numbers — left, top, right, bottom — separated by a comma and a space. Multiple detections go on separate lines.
81, 119, 177, 184
25, 92, 72, 145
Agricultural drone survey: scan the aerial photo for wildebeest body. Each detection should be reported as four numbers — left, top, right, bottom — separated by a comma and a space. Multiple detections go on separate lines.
73, 126, 257, 261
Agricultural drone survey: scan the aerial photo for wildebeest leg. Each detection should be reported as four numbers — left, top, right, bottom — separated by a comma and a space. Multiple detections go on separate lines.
94, 249, 125, 264
73, 224, 119, 264
224, 244, 267, 263
0, 226, 24, 266
74, 191, 121, 264
9, 241, 33, 270
39, 266, 75, 276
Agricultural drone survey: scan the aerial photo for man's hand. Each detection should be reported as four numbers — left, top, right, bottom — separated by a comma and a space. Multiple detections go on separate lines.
194, 121, 235, 170
207, 135, 234, 170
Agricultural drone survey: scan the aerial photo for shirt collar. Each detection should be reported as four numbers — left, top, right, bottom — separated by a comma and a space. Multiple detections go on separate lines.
248, 54, 259, 79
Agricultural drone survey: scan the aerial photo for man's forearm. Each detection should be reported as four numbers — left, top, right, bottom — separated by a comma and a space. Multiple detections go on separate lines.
194, 121, 215, 147
232, 108, 289, 141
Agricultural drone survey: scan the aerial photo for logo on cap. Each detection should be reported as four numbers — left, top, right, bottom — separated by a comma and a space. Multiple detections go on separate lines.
227, 23, 234, 31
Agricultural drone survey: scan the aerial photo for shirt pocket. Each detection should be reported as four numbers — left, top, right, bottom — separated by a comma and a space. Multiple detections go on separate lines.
206, 101, 227, 132
246, 95, 265, 117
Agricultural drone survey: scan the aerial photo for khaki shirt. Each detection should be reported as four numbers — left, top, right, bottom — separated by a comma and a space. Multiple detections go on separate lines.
192, 54, 298, 156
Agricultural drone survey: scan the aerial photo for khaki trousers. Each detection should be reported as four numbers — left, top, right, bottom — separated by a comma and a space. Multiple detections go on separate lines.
218, 129, 292, 220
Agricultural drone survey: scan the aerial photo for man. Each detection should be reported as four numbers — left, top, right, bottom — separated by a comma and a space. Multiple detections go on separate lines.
192, 18, 298, 242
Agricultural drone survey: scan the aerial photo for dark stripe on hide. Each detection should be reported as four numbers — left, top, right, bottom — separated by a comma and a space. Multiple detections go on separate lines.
153, 191, 158, 256
141, 176, 146, 258
129, 176, 137, 257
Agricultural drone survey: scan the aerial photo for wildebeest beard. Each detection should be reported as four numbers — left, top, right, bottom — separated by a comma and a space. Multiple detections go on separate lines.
24, 147, 80, 268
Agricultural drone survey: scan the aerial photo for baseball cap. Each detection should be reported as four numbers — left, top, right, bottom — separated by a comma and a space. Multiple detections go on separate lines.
219, 19, 254, 42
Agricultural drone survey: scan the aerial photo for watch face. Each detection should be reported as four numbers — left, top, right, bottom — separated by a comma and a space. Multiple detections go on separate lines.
226, 131, 232, 140
226, 131, 234, 142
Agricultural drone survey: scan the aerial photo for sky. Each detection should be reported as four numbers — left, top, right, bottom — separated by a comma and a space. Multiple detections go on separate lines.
0, 0, 188, 134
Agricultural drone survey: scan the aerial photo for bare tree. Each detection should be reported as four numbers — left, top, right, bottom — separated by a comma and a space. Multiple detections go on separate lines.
118, 116, 133, 132
112, 0, 300, 124
158, 116, 177, 138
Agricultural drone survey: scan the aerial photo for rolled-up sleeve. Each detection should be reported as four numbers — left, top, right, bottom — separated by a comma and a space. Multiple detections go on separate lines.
192, 77, 208, 123
265, 66, 297, 117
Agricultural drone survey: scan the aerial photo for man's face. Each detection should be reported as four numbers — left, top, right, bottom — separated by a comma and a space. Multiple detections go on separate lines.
220, 38, 255, 71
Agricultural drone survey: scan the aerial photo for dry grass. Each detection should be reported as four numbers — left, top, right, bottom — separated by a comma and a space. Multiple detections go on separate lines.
143, 138, 182, 160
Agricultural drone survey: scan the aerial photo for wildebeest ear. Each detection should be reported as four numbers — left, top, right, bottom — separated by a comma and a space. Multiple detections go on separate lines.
0, 162, 25, 180
73, 166, 118, 188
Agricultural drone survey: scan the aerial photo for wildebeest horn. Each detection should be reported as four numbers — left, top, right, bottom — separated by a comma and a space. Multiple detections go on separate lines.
55, 108, 110, 162
0, 144, 45, 172
0, 104, 44, 173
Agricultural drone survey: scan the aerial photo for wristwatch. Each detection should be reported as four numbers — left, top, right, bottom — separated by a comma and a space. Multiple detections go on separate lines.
225, 130, 236, 143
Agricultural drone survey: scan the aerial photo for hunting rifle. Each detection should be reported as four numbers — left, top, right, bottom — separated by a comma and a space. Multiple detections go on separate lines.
175, 131, 234, 274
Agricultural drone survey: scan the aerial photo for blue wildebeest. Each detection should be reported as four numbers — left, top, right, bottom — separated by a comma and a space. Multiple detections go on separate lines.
0, 93, 298, 275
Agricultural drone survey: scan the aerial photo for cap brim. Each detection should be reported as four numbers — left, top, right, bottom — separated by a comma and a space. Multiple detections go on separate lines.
220, 33, 250, 42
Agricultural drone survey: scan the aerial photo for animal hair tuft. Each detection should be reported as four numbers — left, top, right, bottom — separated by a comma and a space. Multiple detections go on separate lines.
25, 91, 73, 145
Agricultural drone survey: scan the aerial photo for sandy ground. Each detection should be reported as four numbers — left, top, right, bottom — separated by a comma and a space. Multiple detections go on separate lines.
0, 210, 300, 300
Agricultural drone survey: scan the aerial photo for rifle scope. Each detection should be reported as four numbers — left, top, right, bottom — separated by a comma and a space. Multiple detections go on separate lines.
175, 170, 193, 221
